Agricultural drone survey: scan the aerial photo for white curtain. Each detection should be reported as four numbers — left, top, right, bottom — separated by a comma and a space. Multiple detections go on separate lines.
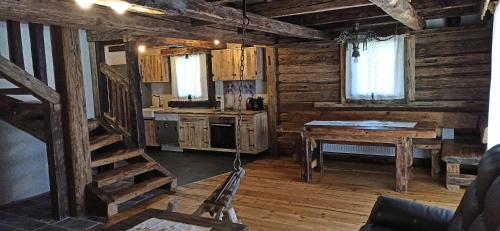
488, 5, 500, 149
170, 53, 208, 100
346, 35, 405, 100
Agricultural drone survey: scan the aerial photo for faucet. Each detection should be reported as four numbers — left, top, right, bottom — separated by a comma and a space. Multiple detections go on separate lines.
152, 95, 162, 108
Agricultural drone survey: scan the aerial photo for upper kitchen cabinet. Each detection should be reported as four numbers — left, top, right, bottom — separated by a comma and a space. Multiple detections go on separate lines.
211, 47, 264, 81
139, 55, 169, 83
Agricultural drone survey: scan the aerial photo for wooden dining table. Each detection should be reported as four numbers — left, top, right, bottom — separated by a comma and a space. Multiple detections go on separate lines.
301, 120, 438, 192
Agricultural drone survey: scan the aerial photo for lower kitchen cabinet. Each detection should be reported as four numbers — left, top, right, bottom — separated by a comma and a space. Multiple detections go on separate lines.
178, 115, 210, 149
239, 113, 268, 153
144, 119, 160, 147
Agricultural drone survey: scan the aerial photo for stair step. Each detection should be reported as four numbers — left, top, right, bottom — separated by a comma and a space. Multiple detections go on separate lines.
90, 134, 123, 151
0, 88, 30, 95
93, 162, 157, 187
88, 120, 100, 132
91, 148, 143, 168
111, 176, 173, 205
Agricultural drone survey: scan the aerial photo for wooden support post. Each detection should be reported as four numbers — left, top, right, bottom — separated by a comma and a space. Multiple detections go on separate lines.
124, 38, 146, 148
265, 47, 278, 155
431, 150, 441, 178
446, 163, 460, 191
89, 41, 108, 117
6, 20, 24, 68
44, 103, 69, 219
395, 137, 410, 192
303, 138, 313, 182
29, 23, 48, 83
51, 26, 92, 217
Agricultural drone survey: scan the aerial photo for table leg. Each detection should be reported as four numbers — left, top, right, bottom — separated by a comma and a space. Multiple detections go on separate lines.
303, 138, 313, 182
395, 138, 410, 192
319, 141, 324, 176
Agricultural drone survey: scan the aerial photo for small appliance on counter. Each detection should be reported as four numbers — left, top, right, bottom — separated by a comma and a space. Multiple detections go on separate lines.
246, 97, 264, 111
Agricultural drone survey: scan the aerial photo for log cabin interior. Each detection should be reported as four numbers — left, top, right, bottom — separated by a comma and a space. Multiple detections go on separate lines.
0, 0, 499, 230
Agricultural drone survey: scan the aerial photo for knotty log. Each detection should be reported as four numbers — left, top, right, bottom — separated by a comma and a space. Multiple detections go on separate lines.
369, 0, 425, 31
51, 26, 92, 217
266, 47, 278, 155
125, 39, 146, 148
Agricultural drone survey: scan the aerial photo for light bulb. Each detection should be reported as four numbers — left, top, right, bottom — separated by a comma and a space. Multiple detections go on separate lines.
75, 0, 94, 9
138, 45, 146, 53
110, 1, 130, 14
214, 39, 221, 46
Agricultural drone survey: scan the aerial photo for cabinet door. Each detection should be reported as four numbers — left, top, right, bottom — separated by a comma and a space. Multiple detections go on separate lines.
140, 55, 168, 83
211, 50, 225, 81
239, 117, 255, 152
178, 122, 187, 147
232, 49, 242, 80
243, 47, 258, 80
145, 120, 159, 147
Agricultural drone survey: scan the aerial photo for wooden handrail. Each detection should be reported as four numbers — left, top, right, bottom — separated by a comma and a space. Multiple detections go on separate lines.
0, 56, 60, 104
100, 63, 129, 87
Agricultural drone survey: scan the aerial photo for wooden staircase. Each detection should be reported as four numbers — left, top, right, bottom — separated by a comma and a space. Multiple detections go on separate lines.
87, 120, 177, 217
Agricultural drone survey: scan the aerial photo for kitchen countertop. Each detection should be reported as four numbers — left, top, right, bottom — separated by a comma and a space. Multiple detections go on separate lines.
155, 108, 266, 115
143, 108, 266, 119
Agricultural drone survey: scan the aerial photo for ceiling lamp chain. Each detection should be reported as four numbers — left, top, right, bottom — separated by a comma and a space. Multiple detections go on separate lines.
335, 23, 396, 62
234, 0, 250, 171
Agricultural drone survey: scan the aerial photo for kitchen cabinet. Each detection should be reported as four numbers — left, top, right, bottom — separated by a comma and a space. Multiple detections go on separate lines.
144, 119, 159, 147
139, 55, 169, 83
239, 113, 268, 153
178, 115, 210, 149
211, 47, 264, 81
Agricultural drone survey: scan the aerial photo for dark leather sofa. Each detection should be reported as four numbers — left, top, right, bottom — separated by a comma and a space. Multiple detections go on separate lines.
360, 144, 500, 231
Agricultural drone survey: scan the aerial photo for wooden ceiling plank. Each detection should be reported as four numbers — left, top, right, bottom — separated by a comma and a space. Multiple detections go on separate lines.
247, 0, 374, 18
368, 0, 426, 31
0, 0, 274, 45
144, 0, 330, 40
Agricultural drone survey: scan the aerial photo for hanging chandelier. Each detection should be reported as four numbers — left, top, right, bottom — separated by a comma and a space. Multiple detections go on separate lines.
335, 23, 379, 62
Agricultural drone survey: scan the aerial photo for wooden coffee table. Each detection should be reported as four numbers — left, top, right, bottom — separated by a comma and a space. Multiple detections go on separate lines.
103, 209, 248, 231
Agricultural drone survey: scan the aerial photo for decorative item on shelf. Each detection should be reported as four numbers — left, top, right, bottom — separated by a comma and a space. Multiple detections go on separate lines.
335, 23, 394, 62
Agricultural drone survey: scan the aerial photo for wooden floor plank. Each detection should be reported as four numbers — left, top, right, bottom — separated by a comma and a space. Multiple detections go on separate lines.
106, 158, 464, 230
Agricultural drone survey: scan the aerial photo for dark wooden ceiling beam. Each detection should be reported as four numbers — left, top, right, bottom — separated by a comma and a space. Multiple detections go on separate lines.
137, 37, 226, 49
279, 5, 387, 27
247, 0, 374, 18
143, 0, 330, 40
369, 0, 425, 30
0, 0, 274, 45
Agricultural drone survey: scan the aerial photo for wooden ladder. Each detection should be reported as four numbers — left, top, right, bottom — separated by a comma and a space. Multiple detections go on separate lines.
86, 119, 177, 217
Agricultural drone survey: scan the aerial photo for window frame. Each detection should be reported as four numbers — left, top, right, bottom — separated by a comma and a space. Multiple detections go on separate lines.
340, 34, 415, 106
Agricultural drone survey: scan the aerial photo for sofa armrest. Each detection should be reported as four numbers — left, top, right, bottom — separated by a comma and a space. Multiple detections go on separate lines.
365, 196, 454, 231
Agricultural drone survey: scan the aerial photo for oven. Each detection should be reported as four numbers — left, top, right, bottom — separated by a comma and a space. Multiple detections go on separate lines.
209, 116, 236, 149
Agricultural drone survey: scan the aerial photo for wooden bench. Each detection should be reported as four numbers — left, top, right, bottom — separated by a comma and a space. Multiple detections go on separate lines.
442, 140, 486, 191
413, 139, 442, 178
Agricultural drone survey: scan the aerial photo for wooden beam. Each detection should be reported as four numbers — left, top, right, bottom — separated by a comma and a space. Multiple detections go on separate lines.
0, 0, 274, 45
144, 0, 330, 40
0, 56, 60, 104
29, 23, 48, 83
124, 39, 146, 148
160, 47, 210, 56
137, 37, 224, 49
247, 0, 373, 18
44, 102, 70, 220
265, 47, 278, 155
279, 5, 387, 27
368, 0, 425, 30
6, 20, 24, 69
0, 88, 30, 95
51, 26, 92, 217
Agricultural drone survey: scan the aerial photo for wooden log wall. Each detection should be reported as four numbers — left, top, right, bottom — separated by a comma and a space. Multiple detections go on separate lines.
276, 25, 492, 155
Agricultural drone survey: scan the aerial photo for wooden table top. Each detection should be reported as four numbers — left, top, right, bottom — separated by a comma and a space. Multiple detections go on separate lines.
302, 120, 438, 142
103, 209, 248, 231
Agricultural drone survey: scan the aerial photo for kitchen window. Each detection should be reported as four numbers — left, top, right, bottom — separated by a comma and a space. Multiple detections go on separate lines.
345, 35, 406, 101
170, 53, 208, 100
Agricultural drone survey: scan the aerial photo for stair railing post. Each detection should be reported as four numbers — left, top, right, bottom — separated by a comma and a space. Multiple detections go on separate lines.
124, 37, 146, 148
